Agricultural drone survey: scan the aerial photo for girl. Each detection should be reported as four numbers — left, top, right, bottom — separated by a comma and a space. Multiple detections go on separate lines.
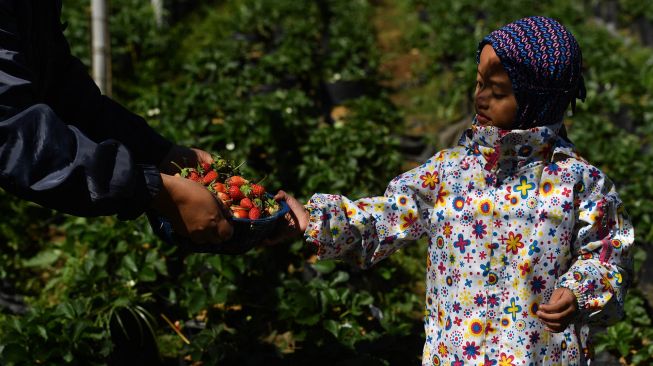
278, 16, 633, 365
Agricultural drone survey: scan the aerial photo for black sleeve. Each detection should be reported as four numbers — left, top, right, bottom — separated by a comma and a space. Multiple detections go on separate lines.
46, 34, 174, 166
0, 1, 167, 219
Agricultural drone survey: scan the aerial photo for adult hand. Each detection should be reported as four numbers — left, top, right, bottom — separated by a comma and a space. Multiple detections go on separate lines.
158, 145, 213, 175
536, 287, 578, 332
262, 190, 309, 246
151, 174, 233, 245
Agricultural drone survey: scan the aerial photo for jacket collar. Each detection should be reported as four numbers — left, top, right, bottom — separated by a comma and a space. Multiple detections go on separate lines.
458, 118, 579, 174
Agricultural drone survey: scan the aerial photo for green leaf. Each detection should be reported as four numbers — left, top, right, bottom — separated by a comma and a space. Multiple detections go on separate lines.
312, 260, 336, 274
330, 271, 350, 286
122, 254, 138, 273
323, 319, 339, 338
22, 249, 61, 268
188, 289, 207, 315
36, 325, 48, 340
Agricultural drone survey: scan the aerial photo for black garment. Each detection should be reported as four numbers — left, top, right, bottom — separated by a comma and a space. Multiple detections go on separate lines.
0, 0, 173, 219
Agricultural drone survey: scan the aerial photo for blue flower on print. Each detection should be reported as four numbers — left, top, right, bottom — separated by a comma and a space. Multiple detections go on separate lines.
480, 261, 491, 276
528, 240, 541, 255
473, 220, 487, 239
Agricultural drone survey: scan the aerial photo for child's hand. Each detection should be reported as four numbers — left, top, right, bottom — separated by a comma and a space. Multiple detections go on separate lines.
262, 190, 309, 246
536, 287, 578, 333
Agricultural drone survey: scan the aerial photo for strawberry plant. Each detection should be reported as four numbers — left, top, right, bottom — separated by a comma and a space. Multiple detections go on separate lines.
0, 0, 650, 365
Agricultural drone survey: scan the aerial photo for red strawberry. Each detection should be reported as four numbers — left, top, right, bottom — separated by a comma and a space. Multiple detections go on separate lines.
251, 183, 266, 197
202, 170, 218, 185
226, 176, 248, 187
232, 208, 249, 219
201, 162, 212, 172
213, 182, 226, 193
188, 170, 200, 182
228, 185, 245, 201
248, 206, 261, 220
240, 198, 254, 209
217, 192, 232, 207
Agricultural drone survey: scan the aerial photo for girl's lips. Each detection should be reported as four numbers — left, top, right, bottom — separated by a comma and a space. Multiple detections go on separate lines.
476, 113, 491, 125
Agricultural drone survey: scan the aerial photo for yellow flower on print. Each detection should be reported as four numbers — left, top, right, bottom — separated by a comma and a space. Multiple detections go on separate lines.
459, 289, 473, 307
420, 171, 440, 190
600, 275, 614, 292
478, 199, 493, 216
341, 202, 357, 217
499, 352, 516, 366
539, 179, 555, 197
374, 202, 385, 213
443, 222, 454, 238
474, 173, 486, 187
437, 342, 448, 357
549, 207, 563, 226
505, 231, 525, 255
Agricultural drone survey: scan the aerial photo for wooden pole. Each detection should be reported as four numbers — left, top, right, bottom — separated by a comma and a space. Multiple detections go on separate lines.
91, 0, 111, 96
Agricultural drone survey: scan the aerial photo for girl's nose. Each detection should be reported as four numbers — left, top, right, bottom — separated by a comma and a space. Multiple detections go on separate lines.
475, 90, 489, 109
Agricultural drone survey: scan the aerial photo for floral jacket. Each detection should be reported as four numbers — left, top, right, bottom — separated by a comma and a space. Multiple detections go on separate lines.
305, 122, 634, 365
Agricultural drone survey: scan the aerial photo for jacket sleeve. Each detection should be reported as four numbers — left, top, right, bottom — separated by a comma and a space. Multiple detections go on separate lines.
304, 156, 441, 269
0, 3, 165, 219
45, 6, 173, 165
556, 167, 634, 324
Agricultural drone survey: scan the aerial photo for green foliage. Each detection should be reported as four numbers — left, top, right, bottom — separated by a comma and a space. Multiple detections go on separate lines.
1, 0, 651, 364
594, 292, 653, 364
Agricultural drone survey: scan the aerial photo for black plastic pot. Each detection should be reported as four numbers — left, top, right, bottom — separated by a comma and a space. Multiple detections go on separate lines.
324, 79, 366, 105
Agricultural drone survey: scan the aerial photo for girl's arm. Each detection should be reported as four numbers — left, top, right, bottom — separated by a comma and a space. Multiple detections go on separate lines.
304, 156, 441, 269
557, 168, 634, 325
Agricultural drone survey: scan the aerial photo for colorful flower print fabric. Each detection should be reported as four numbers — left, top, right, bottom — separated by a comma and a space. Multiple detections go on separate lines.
304, 122, 634, 365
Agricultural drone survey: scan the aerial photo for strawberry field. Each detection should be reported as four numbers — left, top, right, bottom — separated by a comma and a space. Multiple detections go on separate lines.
0, 0, 652, 365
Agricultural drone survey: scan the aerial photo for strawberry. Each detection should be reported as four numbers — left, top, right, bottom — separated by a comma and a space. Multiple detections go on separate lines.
240, 198, 254, 209
228, 185, 245, 201
232, 207, 249, 219
217, 192, 232, 207
201, 162, 212, 172
251, 183, 266, 197
226, 175, 248, 187
240, 183, 252, 197
266, 197, 280, 215
202, 170, 218, 185
248, 206, 261, 220
188, 170, 201, 182
213, 182, 226, 193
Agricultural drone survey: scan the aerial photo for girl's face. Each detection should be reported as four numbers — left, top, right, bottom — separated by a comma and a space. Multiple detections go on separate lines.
475, 45, 517, 129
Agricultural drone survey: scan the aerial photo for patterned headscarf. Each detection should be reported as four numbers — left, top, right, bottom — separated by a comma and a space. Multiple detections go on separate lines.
478, 16, 586, 129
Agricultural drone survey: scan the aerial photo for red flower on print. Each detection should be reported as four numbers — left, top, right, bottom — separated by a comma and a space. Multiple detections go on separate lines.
435, 185, 449, 206
400, 211, 419, 230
